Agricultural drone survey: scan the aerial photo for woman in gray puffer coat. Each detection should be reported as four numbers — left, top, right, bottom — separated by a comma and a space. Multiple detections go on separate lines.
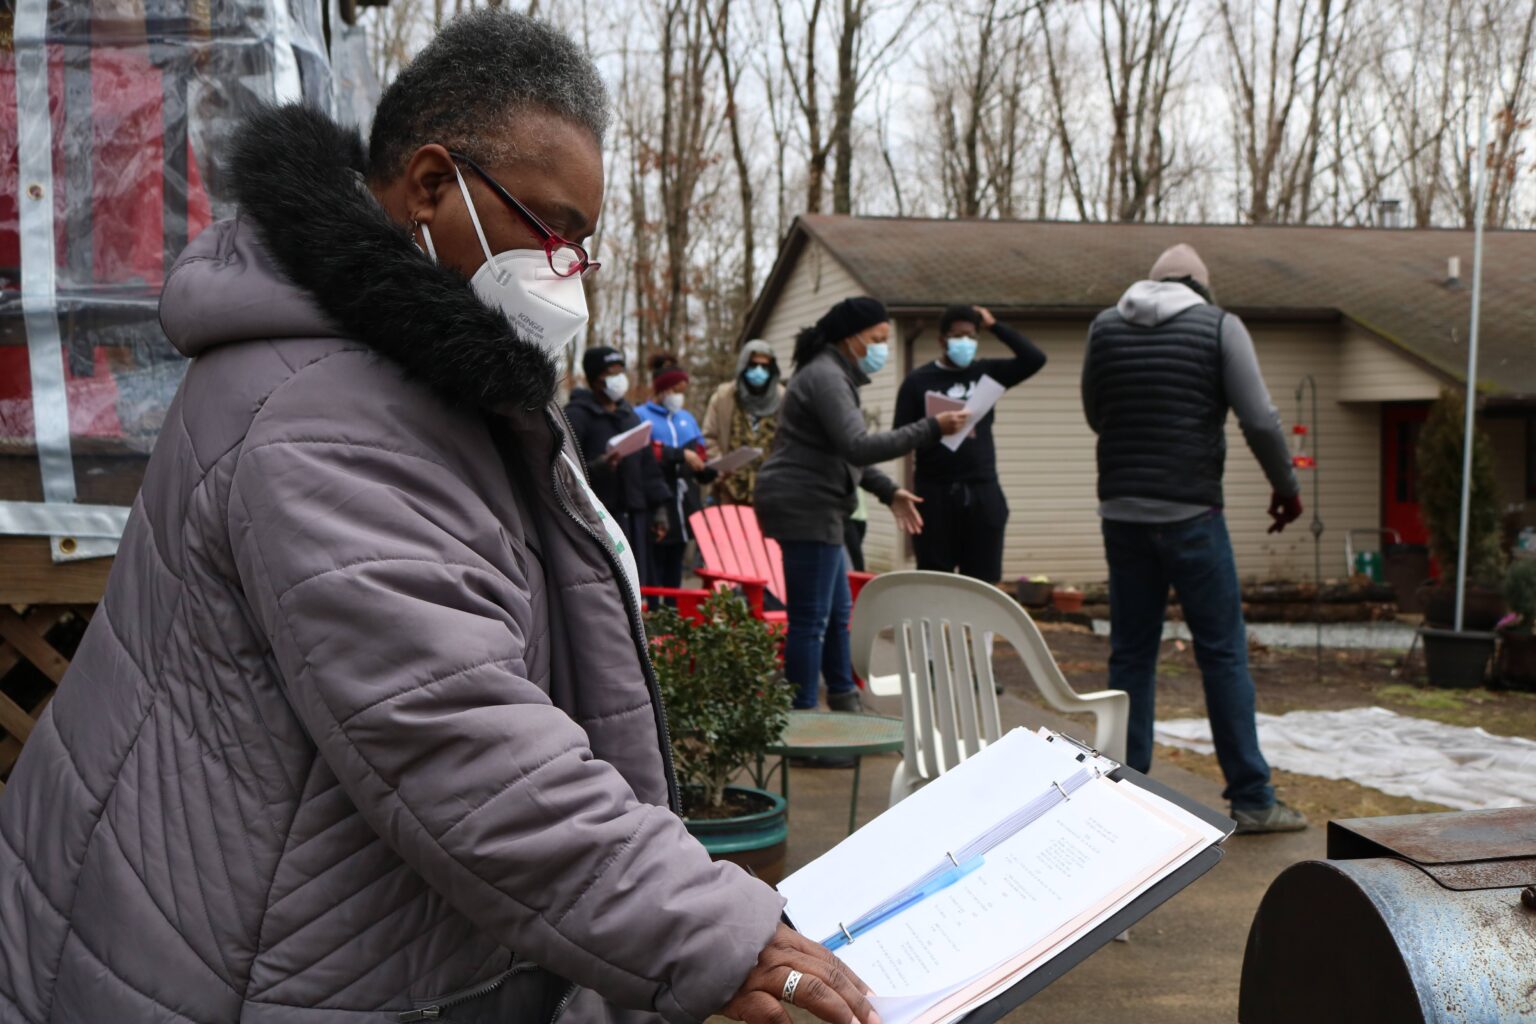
0, 12, 876, 1024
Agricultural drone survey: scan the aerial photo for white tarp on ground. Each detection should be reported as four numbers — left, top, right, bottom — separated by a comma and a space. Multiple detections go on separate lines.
1153, 706, 1536, 810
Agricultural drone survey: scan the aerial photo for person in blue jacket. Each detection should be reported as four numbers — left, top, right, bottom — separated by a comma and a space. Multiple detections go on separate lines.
637, 352, 717, 591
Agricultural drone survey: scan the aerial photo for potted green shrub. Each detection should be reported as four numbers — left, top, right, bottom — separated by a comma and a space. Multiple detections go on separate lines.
648, 590, 792, 882
1415, 389, 1504, 687
1496, 559, 1536, 691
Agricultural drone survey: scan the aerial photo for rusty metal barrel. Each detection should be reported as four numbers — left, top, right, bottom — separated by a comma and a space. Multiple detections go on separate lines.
1239, 807, 1536, 1023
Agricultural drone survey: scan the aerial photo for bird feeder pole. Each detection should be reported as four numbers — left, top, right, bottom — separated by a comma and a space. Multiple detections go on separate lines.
1295, 375, 1322, 682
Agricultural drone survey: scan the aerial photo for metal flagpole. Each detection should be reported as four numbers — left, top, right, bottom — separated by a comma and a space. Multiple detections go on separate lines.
1453, 104, 1490, 634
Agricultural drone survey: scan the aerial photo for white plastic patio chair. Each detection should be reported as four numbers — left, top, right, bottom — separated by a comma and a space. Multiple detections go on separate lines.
850, 570, 1130, 807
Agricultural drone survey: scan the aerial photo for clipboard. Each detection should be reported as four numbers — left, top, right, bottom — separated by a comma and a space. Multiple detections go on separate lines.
953, 762, 1233, 1023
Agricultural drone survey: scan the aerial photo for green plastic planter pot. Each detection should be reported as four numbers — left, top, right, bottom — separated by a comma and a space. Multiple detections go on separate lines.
683, 785, 789, 885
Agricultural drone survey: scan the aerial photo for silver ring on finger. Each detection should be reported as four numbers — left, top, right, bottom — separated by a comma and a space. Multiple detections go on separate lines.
781, 968, 805, 1005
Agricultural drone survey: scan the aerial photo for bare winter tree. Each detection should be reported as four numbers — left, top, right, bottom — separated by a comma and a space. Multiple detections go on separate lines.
362, 0, 1536, 379
364, 0, 427, 84
1367, 0, 1462, 227
1482, 0, 1536, 227
705, 0, 758, 321
776, 0, 833, 212
1218, 0, 1357, 224
1040, 0, 1200, 221
931, 0, 1010, 216
775, 0, 919, 214
655, 0, 722, 348
1444, 0, 1536, 228
926, 0, 1047, 218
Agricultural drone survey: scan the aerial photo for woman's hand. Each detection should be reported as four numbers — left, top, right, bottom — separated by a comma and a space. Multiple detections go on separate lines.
934, 410, 970, 436
684, 448, 707, 473
890, 488, 925, 535
720, 923, 881, 1024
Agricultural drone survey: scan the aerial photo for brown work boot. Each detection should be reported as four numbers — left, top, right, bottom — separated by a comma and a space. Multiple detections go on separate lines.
1232, 800, 1309, 834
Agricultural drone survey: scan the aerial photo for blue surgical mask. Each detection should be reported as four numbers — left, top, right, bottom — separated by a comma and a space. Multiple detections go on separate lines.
946, 337, 978, 369
743, 365, 771, 388
859, 341, 890, 375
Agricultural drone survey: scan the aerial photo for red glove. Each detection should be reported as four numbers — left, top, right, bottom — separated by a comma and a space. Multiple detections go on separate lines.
1267, 492, 1303, 534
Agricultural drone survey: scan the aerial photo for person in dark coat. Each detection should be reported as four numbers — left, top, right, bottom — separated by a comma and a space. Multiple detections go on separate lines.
564, 346, 670, 588
755, 297, 969, 711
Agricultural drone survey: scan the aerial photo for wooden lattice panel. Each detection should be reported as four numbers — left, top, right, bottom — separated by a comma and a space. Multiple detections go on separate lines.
0, 605, 92, 793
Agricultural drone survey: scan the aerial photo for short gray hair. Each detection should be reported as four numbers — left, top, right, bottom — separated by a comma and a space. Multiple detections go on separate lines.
367, 9, 610, 182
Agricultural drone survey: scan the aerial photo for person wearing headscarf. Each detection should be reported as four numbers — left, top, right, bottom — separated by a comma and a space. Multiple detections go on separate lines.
701, 339, 784, 505
755, 297, 969, 711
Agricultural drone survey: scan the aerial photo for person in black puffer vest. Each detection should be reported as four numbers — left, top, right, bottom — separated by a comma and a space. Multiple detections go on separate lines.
1082, 243, 1307, 835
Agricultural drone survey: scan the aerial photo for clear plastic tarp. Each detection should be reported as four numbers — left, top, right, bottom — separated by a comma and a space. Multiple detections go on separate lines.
1, 0, 370, 559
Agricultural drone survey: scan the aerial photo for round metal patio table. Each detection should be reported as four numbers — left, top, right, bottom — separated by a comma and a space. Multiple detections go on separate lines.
757, 711, 905, 835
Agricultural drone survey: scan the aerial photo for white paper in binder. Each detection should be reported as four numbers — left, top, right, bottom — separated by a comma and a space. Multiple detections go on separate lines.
778, 728, 1224, 1024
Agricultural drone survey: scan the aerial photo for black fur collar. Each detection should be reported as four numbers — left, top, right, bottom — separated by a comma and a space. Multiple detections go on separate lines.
226, 104, 557, 413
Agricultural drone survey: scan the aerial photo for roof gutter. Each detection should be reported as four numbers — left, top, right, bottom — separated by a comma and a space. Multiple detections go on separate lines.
887, 303, 1344, 323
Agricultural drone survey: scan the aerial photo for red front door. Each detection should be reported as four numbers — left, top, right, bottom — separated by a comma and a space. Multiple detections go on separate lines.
1382, 402, 1432, 546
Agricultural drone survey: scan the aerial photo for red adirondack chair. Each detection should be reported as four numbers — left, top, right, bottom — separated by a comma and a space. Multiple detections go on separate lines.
689, 505, 875, 624
638, 586, 712, 623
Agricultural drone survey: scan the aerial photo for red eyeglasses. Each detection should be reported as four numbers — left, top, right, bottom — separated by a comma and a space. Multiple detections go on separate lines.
449, 150, 600, 279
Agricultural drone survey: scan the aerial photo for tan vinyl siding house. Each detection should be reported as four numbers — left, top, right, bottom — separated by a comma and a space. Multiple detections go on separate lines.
746, 216, 1536, 585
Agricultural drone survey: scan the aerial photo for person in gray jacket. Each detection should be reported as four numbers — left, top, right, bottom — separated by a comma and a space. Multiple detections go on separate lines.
1082, 243, 1306, 835
0, 13, 877, 1024
756, 297, 969, 711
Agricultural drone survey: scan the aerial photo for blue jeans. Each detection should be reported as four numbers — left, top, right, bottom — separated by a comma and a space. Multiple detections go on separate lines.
781, 540, 856, 709
1102, 512, 1275, 810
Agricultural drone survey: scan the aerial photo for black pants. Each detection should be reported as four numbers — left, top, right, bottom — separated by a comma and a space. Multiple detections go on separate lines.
910, 477, 1008, 582
652, 541, 685, 590
621, 510, 656, 589
844, 517, 867, 573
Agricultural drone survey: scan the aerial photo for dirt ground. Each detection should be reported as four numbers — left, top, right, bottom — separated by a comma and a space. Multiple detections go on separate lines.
759, 624, 1536, 1024
1000, 623, 1536, 821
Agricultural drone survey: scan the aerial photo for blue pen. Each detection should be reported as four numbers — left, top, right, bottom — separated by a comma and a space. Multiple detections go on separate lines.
821, 855, 985, 951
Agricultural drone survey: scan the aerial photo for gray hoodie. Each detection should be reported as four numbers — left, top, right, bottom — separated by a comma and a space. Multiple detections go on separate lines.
1082, 281, 1299, 522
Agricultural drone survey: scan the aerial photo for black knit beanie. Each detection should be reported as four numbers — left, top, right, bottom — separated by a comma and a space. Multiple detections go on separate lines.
582, 346, 624, 383
814, 296, 889, 343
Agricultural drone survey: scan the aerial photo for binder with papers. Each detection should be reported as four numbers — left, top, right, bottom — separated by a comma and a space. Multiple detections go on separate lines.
705, 446, 762, 474
605, 421, 652, 458
778, 727, 1232, 1024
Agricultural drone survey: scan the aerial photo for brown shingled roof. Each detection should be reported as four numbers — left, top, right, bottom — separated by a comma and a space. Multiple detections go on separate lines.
747, 214, 1536, 398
